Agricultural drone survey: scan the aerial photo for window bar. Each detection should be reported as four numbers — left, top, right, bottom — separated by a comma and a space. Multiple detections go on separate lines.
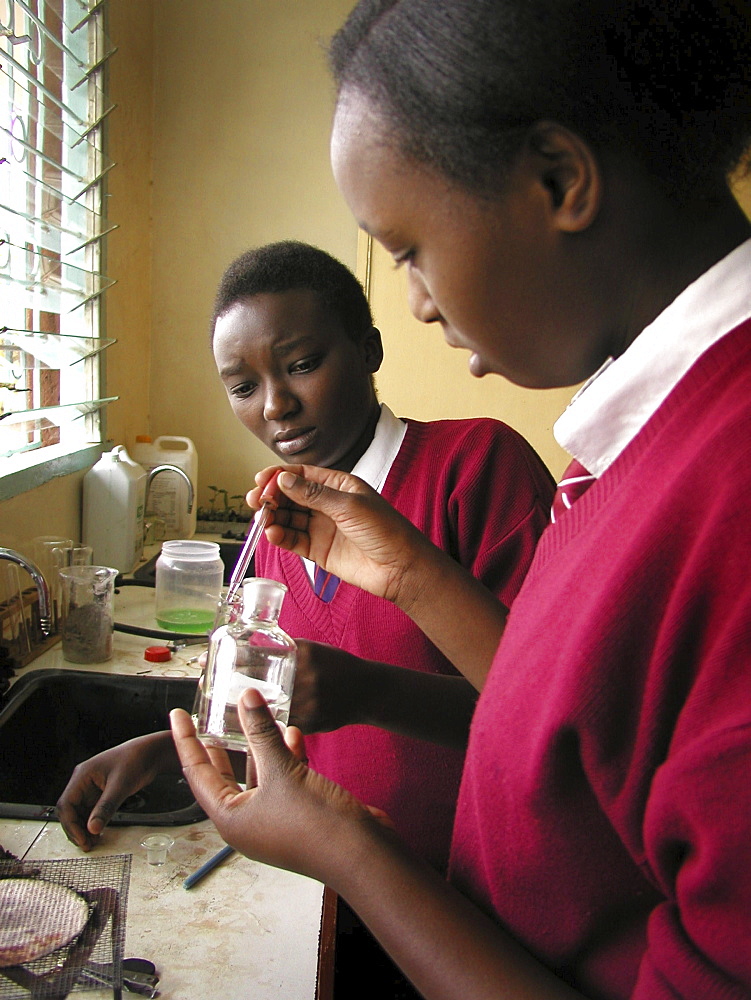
1, 50, 86, 127
13, 0, 88, 70
70, 1, 106, 35
70, 103, 116, 147
71, 46, 117, 88
68, 224, 118, 255
70, 161, 114, 202
0, 125, 85, 182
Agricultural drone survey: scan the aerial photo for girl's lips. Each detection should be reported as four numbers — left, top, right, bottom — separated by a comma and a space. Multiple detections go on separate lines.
275, 428, 317, 456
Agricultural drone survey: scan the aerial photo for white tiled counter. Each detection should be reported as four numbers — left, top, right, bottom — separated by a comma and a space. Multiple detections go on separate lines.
0, 579, 328, 1000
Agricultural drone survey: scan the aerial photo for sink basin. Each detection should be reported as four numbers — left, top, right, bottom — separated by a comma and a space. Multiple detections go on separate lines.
133, 539, 244, 586
0, 668, 205, 825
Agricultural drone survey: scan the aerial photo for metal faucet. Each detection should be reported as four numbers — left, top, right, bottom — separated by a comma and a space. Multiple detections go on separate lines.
144, 464, 195, 518
0, 548, 53, 636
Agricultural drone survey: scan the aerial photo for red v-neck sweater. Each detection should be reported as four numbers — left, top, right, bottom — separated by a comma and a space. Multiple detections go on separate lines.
451, 319, 751, 999
255, 416, 555, 871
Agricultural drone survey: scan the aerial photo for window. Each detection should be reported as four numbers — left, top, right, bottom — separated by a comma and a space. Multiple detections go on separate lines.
0, 0, 116, 495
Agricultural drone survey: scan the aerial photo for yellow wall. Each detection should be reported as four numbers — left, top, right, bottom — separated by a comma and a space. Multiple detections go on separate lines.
104, 0, 155, 452
0, 474, 85, 559
143, 0, 357, 503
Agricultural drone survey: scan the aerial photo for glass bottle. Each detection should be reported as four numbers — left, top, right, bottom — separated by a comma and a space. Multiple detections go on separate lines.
192, 578, 296, 750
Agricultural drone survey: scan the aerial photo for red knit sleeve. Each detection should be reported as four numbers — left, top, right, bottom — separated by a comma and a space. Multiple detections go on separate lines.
637, 726, 751, 997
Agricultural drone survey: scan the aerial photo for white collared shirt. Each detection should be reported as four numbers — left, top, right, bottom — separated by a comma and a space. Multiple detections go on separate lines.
351, 402, 408, 491
302, 403, 407, 580
554, 239, 751, 478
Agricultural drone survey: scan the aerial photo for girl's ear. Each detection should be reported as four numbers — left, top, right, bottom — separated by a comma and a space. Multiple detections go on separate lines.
526, 121, 602, 233
363, 325, 384, 373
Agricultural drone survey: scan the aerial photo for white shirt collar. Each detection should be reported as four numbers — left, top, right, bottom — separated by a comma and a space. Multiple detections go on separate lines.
554, 238, 751, 478
351, 402, 407, 492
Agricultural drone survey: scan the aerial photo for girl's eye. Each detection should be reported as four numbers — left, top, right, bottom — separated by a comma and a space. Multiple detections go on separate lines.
229, 381, 256, 399
291, 355, 322, 375
392, 248, 416, 270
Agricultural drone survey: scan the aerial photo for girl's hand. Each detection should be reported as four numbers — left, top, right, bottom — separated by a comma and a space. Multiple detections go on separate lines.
170, 690, 393, 883
248, 465, 437, 610
290, 639, 478, 747
250, 464, 508, 692
289, 640, 370, 734
56, 732, 178, 851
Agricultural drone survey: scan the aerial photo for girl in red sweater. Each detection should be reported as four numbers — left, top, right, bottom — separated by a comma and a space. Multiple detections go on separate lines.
170, 2, 751, 999
58, 243, 552, 882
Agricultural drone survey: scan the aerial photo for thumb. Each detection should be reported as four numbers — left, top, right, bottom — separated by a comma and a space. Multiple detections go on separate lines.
277, 469, 362, 517
87, 800, 118, 836
237, 687, 290, 778
277, 469, 331, 508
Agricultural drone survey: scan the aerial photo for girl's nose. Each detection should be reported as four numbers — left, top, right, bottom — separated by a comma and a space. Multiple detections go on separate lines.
406, 268, 441, 325
263, 382, 299, 421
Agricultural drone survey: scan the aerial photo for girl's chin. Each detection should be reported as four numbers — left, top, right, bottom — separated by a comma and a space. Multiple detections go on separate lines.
274, 445, 330, 469
468, 352, 491, 378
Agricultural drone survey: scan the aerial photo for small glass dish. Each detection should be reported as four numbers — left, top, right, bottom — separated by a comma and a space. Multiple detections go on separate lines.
140, 834, 174, 866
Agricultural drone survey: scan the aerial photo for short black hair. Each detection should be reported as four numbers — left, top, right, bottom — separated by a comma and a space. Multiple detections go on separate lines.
329, 0, 751, 202
210, 241, 374, 345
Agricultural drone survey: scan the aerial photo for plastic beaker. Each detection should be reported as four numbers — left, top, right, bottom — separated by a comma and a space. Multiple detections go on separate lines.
155, 540, 224, 634
59, 565, 118, 663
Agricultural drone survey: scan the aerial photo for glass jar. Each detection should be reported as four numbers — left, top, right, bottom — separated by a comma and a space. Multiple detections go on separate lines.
192, 577, 297, 750
155, 540, 224, 634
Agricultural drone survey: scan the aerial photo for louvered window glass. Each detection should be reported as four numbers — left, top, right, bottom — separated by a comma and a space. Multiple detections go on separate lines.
0, 0, 116, 478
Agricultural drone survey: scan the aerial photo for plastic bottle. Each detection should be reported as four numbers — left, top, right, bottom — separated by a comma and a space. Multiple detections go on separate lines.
191, 578, 297, 750
82, 446, 147, 573
131, 435, 198, 539
154, 539, 224, 634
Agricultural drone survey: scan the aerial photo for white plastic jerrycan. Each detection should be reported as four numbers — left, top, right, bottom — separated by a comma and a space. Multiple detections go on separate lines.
82, 446, 147, 573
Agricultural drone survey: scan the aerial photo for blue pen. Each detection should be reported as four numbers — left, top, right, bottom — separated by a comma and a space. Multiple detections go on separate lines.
183, 844, 235, 889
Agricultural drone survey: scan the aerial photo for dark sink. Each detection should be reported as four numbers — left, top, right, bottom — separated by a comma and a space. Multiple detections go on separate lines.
133, 538, 244, 586
0, 668, 205, 826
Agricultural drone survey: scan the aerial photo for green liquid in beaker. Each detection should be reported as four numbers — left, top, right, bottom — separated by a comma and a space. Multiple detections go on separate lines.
156, 608, 215, 633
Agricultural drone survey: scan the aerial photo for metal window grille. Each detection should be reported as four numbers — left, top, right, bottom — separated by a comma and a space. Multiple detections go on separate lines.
0, 0, 117, 469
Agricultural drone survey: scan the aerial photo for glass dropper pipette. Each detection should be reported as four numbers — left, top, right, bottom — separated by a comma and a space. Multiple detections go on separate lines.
225, 472, 282, 605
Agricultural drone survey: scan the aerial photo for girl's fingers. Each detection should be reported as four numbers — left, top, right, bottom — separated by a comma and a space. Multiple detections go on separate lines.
237, 687, 289, 759
205, 745, 240, 786
283, 725, 308, 763
236, 688, 309, 787
364, 804, 396, 830
248, 464, 304, 509
170, 709, 240, 806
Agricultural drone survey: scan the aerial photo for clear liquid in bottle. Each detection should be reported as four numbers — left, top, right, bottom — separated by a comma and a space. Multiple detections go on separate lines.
192, 578, 296, 750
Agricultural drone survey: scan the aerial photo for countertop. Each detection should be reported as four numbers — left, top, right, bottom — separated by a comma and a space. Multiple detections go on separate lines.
0, 562, 328, 1000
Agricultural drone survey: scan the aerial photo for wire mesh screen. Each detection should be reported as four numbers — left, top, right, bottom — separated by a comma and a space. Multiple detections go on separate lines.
0, 853, 131, 1000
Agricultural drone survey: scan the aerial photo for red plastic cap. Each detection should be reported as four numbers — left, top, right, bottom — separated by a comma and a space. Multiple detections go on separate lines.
144, 645, 172, 662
